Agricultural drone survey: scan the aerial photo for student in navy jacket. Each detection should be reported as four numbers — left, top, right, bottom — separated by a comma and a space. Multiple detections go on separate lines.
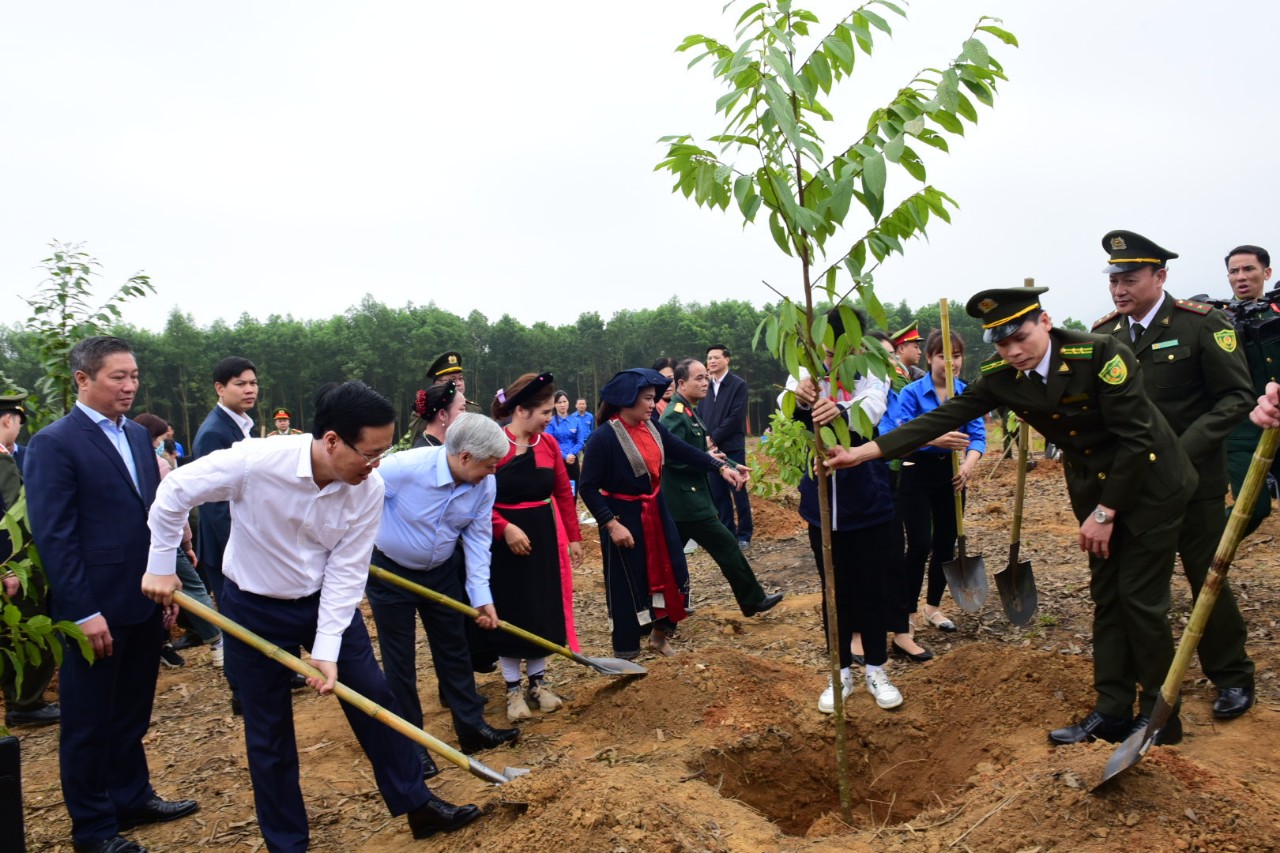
25, 336, 198, 852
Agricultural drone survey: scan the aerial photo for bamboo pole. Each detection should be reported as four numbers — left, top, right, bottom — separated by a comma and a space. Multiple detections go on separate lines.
172, 591, 512, 785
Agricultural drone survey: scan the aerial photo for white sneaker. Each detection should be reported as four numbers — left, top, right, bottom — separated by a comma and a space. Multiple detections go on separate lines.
210, 642, 224, 668
683, 539, 698, 555
865, 669, 903, 710
506, 686, 532, 721
817, 669, 855, 714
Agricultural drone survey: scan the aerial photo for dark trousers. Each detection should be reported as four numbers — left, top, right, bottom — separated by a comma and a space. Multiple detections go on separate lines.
58, 611, 162, 845
899, 454, 960, 611
1089, 514, 1180, 718
366, 550, 489, 741
675, 514, 765, 614
1178, 495, 1254, 688
708, 449, 753, 541
808, 521, 902, 668
1226, 441, 1280, 536
221, 580, 431, 853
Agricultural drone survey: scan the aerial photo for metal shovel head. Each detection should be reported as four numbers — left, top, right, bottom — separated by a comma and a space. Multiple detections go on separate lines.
579, 654, 648, 677
1096, 694, 1176, 788
942, 540, 988, 613
994, 558, 1038, 626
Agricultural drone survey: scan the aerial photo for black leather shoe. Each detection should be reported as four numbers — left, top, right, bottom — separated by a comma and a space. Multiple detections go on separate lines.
743, 592, 784, 617
73, 835, 147, 853
458, 723, 520, 755
6, 702, 61, 727
406, 797, 481, 839
159, 643, 185, 668
891, 640, 935, 663
1048, 710, 1131, 745
419, 747, 439, 781
290, 673, 308, 691
1129, 713, 1182, 745
169, 633, 204, 651
116, 796, 200, 830
1212, 686, 1255, 720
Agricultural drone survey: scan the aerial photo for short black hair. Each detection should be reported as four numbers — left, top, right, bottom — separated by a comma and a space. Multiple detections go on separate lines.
213, 356, 257, 386
70, 335, 134, 379
651, 357, 677, 372
673, 357, 699, 384
706, 344, 730, 359
311, 381, 395, 444
1225, 245, 1271, 269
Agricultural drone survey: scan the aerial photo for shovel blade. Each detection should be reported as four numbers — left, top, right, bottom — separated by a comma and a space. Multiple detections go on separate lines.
582, 655, 648, 677
1096, 694, 1176, 788
942, 545, 988, 613
993, 558, 1037, 626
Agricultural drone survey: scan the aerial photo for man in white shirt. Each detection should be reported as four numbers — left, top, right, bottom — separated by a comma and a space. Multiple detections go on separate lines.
143, 381, 481, 849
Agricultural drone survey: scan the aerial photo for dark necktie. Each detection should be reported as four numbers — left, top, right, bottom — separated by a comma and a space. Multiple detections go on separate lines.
1131, 322, 1145, 343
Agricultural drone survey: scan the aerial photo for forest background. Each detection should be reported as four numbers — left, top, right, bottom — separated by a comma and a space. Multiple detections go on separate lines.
0, 284, 1087, 447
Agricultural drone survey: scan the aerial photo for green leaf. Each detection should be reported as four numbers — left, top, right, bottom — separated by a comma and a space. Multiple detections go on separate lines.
819, 425, 838, 448
961, 38, 990, 67
781, 390, 797, 418
883, 134, 905, 163
860, 8, 892, 35
769, 212, 793, 257
832, 414, 851, 447
932, 110, 964, 134
977, 24, 1019, 47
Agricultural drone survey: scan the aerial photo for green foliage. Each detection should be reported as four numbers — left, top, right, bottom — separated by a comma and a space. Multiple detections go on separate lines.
750, 411, 814, 498
22, 241, 154, 429
658, 0, 1015, 447
0, 492, 91, 712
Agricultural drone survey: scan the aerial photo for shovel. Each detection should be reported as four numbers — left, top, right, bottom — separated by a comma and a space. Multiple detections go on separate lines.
173, 591, 528, 785
1097, 425, 1280, 788
938, 298, 988, 612
367, 564, 647, 677
993, 348, 1038, 624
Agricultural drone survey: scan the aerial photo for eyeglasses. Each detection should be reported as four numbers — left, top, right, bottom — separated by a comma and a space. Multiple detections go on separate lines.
342, 438, 392, 467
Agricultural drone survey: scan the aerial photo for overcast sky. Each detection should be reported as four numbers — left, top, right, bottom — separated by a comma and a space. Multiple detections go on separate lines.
3, 1, 1275, 339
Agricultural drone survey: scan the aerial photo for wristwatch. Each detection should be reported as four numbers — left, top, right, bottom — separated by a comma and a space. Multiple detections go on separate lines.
1092, 507, 1114, 524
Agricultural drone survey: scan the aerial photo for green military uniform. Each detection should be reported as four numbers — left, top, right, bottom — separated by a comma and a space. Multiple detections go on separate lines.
658, 392, 771, 615
1094, 291, 1255, 691
267, 407, 304, 437
876, 291, 1194, 720
1224, 298, 1280, 533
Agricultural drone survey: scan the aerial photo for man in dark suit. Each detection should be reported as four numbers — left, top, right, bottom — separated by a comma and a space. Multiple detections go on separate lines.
1093, 230, 1256, 721
193, 356, 258, 602
698, 344, 754, 547
25, 336, 198, 853
827, 288, 1196, 748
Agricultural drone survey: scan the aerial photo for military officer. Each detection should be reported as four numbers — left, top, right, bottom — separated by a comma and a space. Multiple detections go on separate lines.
267, 407, 303, 436
658, 358, 783, 617
427, 352, 466, 395
1092, 230, 1256, 720
890, 321, 926, 381
826, 286, 1195, 747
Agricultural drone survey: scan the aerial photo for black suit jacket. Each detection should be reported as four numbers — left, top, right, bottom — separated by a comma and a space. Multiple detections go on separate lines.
24, 406, 161, 625
697, 371, 748, 454
193, 405, 249, 570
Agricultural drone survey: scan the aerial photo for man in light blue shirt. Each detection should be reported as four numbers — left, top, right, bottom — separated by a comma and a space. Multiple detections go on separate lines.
368, 413, 520, 773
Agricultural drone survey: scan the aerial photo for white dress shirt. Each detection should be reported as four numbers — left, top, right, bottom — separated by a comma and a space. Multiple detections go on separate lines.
146, 433, 383, 662
218, 402, 256, 438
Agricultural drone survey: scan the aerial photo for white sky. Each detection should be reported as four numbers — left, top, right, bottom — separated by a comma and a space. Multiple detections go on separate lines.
2, 1, 1275, 335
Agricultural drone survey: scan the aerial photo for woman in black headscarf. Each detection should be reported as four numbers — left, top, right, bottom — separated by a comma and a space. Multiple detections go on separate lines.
578, 368, 748, 658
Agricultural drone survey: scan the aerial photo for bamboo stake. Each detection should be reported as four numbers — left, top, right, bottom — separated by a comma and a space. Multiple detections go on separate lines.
173, 590, 513, 785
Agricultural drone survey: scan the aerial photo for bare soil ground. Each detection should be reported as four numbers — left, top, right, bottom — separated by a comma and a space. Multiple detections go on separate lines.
12, 456, 1280, 851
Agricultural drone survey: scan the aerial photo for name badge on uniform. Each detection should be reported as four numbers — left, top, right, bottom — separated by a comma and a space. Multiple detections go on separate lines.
1151, 339, 1179, 350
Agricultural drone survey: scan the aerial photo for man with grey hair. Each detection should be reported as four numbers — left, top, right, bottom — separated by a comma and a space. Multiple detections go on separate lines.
366, 413, 519, 773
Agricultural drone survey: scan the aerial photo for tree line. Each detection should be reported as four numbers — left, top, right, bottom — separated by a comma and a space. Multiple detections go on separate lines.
0, 291, 1069, 449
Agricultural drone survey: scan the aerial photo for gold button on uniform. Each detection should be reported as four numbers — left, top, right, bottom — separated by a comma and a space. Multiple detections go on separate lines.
1149, 453, 1157, 461
1052, 413, 1061, 419
1097, 472, 1107, 480
1084, 449, 1094, 456
1069, 430, 1078, 436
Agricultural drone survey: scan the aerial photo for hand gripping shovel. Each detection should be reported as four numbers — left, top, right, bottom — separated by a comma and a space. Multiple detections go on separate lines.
1098, 425, 1280, 788
993, 410, 1038, 625
367, 564, 647, 677
173, 591, 527, 785
938, 299, 988, 612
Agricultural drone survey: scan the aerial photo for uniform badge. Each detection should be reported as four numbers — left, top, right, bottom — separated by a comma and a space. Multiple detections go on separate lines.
1110, 236, 1127, 251
447, 354, 458, 365
1099, 354, 1128, 385
673, 402, 685, 413
978, 298, 998, 313
1214, 329, 1238, 353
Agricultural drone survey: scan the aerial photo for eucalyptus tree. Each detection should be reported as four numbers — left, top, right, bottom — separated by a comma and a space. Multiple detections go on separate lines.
657, 0, 1016, 818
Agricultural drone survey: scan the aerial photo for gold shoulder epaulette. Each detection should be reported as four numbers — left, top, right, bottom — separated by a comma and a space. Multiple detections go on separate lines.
980, 355, 1012, 375
1091, 310, 1120, 330
1061, 343, 1094, 360
673, 401, 685, 414
1175, 298, 1212, 315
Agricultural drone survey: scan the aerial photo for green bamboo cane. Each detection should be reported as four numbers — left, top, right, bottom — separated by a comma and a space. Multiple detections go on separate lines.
172, 590, 513, 785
